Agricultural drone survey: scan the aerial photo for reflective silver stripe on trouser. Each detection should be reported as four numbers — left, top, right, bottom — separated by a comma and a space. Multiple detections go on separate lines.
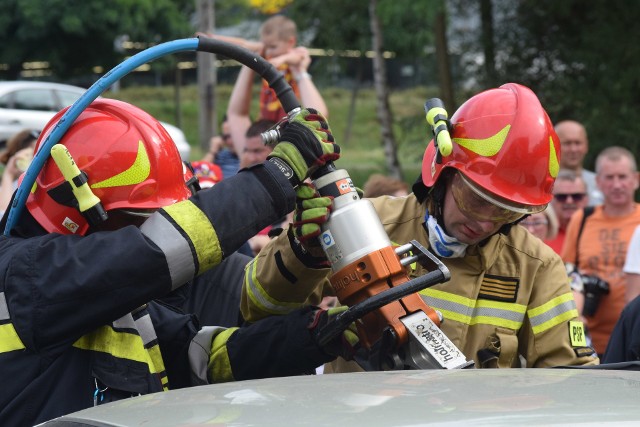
188, 326, 226, 385
0, 292, 8, 320
134, 313, 158, 347
141, 212, 195, 290
112, 313, 136, 330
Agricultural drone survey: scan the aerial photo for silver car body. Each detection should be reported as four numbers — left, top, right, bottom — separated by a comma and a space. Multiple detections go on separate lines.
39, 369, 640, 426
0, 81, 190, 160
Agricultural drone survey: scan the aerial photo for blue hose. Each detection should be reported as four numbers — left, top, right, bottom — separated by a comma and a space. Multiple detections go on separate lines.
4, 38, 199, 236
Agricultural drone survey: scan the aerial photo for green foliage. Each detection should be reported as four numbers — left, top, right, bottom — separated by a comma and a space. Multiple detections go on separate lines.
287, 0, 371, 51
453, 0, 640, 170
0, 0, 193, 77
287, 0, 434, 58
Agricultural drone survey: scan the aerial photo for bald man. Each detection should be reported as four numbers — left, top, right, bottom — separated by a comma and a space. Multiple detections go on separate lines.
554, 120, 603, 206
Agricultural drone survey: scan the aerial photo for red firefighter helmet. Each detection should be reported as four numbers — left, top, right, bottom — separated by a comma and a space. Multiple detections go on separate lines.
26, 98, 193, 235
422, 83, 560, 214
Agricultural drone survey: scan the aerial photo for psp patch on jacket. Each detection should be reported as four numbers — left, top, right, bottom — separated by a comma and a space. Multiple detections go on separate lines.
478, 274, 519, 303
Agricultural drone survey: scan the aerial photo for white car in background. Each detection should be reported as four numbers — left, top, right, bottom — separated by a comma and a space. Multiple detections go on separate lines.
0, 81, 191, 160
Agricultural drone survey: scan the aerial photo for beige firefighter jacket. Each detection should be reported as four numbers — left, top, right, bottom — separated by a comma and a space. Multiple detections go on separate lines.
241, 193, 598, 369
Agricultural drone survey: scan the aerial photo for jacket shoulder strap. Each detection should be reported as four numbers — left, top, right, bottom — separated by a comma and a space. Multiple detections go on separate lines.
575, 206, 595, 267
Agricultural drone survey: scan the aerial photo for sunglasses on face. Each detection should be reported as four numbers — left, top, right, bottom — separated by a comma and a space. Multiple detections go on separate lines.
553, 193, 586, 203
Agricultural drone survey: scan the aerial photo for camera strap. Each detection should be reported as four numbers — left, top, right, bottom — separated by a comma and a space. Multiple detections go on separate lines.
575, 206, 595, 268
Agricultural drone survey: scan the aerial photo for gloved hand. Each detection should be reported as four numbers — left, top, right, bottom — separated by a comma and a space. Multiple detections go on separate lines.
308, 305, 360, 361
291, 182, 332, 258
268, 108, 340, 185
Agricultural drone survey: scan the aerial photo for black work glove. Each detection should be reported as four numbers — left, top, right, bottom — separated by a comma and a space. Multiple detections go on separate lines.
308, 305, 360, 361
268, 108, 340, 186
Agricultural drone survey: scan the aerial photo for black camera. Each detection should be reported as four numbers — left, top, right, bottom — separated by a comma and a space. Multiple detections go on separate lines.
581, 274, 610, 317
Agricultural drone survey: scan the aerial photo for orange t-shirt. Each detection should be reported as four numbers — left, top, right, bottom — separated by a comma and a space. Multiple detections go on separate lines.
561, 204, 640, 354
544, 228, 566, 255
259, 64, 300, 122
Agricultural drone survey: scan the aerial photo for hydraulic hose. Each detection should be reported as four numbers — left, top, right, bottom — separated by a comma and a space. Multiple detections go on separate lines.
4, 36, 301, 235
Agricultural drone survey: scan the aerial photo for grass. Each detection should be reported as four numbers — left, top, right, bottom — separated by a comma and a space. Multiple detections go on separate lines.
103, 83, 440, 188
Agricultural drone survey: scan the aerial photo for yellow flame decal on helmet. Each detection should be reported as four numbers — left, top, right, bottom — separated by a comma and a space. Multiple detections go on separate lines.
549, 136, 559, 178
91, 141, 150, 189
453, 125, 511, 157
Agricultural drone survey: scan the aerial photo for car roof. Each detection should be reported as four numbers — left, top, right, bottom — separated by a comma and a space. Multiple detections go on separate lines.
43, 369, 640, 426
0, 80, 86, 95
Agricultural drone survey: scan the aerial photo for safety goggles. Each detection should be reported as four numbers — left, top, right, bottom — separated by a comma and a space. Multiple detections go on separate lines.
553, 193, 586, 203
520, 219, 548, 227
450, 171, 544, 224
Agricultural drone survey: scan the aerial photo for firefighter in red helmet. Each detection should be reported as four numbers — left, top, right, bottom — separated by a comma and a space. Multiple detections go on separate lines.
240, 83, 599, 372
0, 99, 358, 426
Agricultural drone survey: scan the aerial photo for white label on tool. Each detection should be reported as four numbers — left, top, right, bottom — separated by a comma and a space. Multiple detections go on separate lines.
320, 230, 343, 264
401, 312, 470, 369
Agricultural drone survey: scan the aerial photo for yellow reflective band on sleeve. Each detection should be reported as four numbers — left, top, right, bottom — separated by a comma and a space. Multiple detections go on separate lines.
420, 288, 526, 329
528, 292, 578, 335
73, 325, 168, 389
0, 323, 26, 352
162, 200, 221, 273
244, 258, 302, 315
208, 327, 238, 383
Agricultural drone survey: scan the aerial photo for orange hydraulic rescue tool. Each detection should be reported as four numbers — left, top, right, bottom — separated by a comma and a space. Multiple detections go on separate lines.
310, 99, 474, 370
311, 168, 473, 370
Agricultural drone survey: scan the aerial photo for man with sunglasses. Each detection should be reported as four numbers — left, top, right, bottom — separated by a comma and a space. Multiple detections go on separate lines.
546, 169, 589, 254
241, 83, 598, 371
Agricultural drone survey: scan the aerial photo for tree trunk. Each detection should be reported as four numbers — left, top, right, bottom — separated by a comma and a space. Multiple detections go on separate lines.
369, 0, 403, 181
434, 3, 455, 110
343, 56, 364, 145
480, 0, 498, 87
196, 0, 217, 153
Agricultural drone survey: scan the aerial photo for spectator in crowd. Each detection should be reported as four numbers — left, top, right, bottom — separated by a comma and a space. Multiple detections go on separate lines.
555, 120, 604, 206
545, 169, 589, 254
562, 146, 640, 356
202, 15, 328, 158
202, 115, 240, 180
239, 119, 277, 169
362, 173, 409, 198
0, 129, 39, 215
520, 206, 559, 243
241, 83, 598, 371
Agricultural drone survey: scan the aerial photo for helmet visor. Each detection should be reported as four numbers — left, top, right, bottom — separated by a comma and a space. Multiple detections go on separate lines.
451, 172, 546, 223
